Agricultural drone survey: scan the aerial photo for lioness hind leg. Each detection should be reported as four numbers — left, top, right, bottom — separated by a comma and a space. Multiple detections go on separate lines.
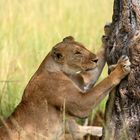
66, 119, 102, 140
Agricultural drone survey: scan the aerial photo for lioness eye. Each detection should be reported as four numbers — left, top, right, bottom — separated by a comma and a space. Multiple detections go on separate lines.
74, 51, 81, 55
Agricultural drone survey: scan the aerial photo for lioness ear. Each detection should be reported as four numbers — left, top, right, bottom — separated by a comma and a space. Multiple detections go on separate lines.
63, 36, 75, 43
51, 48, 64, 63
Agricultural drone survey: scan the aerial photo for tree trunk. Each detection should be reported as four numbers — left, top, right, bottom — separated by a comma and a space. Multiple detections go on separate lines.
102, 0, 140, 140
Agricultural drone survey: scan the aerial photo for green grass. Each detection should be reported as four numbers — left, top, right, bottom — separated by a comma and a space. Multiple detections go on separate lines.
0, 0, 113, 117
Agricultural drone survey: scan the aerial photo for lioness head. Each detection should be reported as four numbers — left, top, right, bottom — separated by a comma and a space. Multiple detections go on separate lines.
51, 36, 98, 74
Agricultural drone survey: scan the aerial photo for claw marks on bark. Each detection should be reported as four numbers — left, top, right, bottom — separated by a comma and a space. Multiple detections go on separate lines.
102, 0, 140, 139
129, 31, 140, 98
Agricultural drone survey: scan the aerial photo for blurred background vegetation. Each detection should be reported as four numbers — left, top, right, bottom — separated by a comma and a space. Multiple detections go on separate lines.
0, 0, 113, 118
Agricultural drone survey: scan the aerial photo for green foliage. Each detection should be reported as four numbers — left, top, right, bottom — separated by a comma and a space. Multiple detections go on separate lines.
0, 0, 113, 117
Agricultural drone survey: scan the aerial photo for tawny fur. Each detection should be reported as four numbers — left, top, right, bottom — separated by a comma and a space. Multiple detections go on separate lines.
0, 36, 130, 140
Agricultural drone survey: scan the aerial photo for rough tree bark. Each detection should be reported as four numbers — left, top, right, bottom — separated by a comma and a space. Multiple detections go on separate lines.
102, 0, 140, 140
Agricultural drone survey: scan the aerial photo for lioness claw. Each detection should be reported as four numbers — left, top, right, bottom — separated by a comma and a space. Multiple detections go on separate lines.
118, 55, 131, 73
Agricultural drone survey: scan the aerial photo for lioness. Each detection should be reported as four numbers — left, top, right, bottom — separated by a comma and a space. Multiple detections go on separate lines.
0, 36, 130, 140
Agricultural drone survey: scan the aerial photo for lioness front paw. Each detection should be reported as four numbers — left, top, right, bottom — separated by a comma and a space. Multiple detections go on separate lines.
117, 55, 131, 74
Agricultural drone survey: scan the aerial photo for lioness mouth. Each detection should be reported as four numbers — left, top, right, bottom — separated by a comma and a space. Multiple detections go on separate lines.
76, 68, 94, 74
85, 68, 94, 71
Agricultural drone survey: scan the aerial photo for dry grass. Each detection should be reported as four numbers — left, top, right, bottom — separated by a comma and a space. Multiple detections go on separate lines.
0, 0, 113, 117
